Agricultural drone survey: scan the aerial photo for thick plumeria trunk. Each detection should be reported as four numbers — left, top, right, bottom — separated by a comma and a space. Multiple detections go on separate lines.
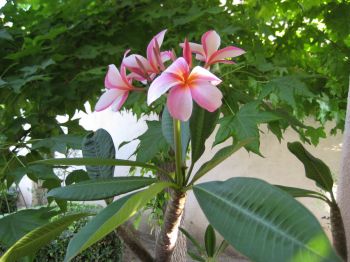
330, 201, 347, 261
155, 189, 187, 262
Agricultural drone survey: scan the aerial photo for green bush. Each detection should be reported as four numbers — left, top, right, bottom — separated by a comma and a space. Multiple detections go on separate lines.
0, 203, 124, 261
0, 188, 18, 215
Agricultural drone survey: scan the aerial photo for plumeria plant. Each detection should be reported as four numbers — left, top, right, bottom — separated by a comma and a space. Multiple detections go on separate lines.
0, 30, 343, 262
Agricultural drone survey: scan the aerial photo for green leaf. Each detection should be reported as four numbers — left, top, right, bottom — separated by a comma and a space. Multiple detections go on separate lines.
275, 185, 329, 203
0, 29, 14, 41
30, 157, 160, 171
215, 102, 281, 154
179, 227, 205, 256
65, 170, 90, 185
0, 213, 89, 262
190, 140, 251, 185
260, 76, 314, 107
204, 225, 216, 257
47, 177, 156, 201
194, 177, 340, 262
136, 121, 169, 162
32, 135, 83, 154
82, 129, 115, 179
190, 104, 220, 164
65, 182, 173, 261
162, 105, 190, 160
0, 207, 57, 247
287, 141, 334, 192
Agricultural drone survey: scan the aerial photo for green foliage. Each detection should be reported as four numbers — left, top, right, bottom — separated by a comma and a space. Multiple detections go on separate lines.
162, 106, 190, 161
65, 182, 172, 261
82, 129, 115, 179
136, 121, 170, 163
181, 225, 228, 262
0, 207, 57, 247
215, 102, 281, 154
190, 104, 220, 165
0, 188, 17, 214
0, 213, 89, 261
287, 141, 334, 192
275, 185, 329, 203
48, 177, 156, 201
194, 177, 341, 262
190, 139, 251, 185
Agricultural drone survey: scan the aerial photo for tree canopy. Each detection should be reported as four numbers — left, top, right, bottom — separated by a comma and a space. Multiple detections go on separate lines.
0, 0, 349, 185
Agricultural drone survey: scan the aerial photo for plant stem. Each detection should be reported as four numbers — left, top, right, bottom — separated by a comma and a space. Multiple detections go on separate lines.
173, 119, 183, 186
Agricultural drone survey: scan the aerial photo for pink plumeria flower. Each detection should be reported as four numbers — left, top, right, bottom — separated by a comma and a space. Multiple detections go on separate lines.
123, 29, 174, 83
181, 30, 245, 68
147, 57, 223, 121
95, 64, 135, 112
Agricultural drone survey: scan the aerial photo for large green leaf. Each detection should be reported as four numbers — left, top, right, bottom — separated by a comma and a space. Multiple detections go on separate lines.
190, 140, 250, 185
31, 157, 160, 171
65, 170, 90, 185
215, 102, 281, 154
0, 213, 88, 262
82, 129, 115, 179
0, 207, 57, 247
136, 121, 169, 163
47, 177, 156, 200
65, 182, 173, 261
162, 105, 190, 160
190, 104, 220, 165
287, 141, 334, 192
194, 177, 340, 262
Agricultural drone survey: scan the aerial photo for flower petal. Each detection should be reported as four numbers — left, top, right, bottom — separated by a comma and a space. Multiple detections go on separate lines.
111, 92, 129, 112
180, 42, 204, 56
167, 86, 193, 121
189, 66, 222, 85
183, 38, 192, 68
163, 57, 189, 76
95, 89, 124, 112
123, 54, 152, 72
190, 81, 223, 112
147, 73, 180, 105
104, 64, 129, 90
201, 30, 220, 58
147, 29, 167, 70
195, 53, 206, 61
208, 46, 245, 65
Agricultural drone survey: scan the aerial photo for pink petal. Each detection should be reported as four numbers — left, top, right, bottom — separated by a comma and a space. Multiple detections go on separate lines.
201, 30, 220, 59
147, 73, 180, 105
190, 81, 223, 112
195, 54, 206, 61
167, 86, 193, 121
180, 42, 204, 56
183, 38, 192, 68
95, 89, 124, 111
111, 92, 129, 112
163, 57, 189, 76
161, 50, 175, 62
208, 46, 245, 64
104, 64, 129, 90
123, 54, 152, 72
189, 66, 222, 85
147, 29, 167, 70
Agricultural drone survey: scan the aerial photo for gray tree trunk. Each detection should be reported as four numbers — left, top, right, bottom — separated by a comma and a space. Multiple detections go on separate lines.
337, 75, 350, 261
31, 181, 47, 206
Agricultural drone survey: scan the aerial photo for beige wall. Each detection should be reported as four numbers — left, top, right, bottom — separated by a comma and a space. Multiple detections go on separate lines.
184, 122, 343, 240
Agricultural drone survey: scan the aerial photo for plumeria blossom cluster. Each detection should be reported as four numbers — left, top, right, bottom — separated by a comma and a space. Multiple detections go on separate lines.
95, 29, 245, 121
